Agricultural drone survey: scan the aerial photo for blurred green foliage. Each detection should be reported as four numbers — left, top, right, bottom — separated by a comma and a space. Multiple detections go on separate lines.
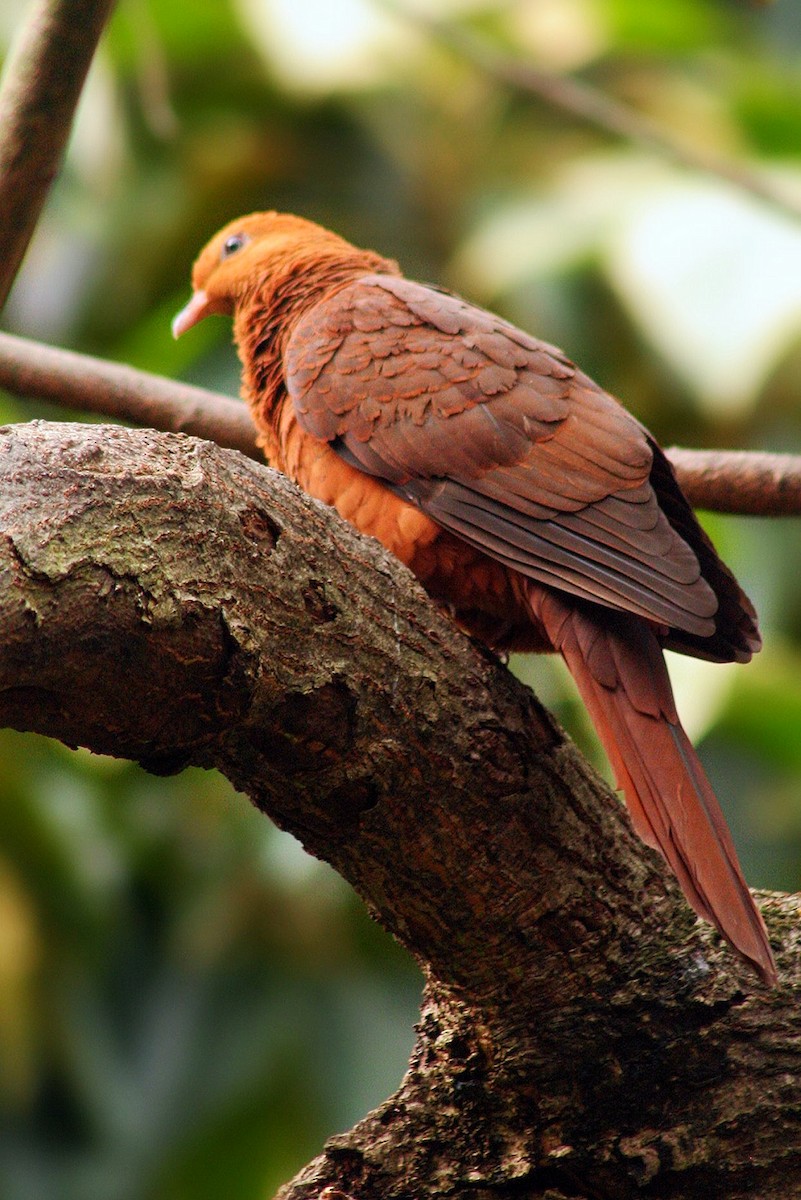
2, 0, 801, 1196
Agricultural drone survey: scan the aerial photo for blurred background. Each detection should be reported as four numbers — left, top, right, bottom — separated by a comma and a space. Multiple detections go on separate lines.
2, 0, 801, 1196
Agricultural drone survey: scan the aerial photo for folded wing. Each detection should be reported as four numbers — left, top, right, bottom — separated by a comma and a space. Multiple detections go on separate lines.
286, 274, 758, 661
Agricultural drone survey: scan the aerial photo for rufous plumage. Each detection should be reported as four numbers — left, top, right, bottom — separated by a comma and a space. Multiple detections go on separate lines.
174, 211, 776, 984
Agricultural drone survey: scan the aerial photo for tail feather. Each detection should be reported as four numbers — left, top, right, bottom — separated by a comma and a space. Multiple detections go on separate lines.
527, 585, 777, 985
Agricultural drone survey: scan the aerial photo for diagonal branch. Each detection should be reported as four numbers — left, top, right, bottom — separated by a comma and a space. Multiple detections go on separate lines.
0, 0, 117, 309
2, 329, 801, 516
381, 1, 801, 223
0, 418, 797, 1200
0, 419, 659, 985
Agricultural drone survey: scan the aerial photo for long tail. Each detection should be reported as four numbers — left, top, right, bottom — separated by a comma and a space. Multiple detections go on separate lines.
527, 585, 777, 985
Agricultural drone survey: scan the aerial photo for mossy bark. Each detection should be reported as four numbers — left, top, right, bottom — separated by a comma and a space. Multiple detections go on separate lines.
0, 420, 797, 1200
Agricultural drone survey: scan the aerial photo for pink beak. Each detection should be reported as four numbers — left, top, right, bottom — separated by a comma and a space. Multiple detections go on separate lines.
172, 290, 217, 338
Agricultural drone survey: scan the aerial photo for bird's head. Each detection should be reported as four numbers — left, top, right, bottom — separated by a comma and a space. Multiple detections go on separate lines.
172, 211, 381, 338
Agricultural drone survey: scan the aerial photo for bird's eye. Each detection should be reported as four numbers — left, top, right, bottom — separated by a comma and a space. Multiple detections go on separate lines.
221, 233, 249, 260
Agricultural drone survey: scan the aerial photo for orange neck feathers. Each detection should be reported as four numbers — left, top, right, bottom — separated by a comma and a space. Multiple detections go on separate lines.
228, 222, 398, 439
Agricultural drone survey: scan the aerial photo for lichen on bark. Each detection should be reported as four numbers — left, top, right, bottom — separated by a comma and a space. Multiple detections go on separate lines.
0, 420, 798, 1200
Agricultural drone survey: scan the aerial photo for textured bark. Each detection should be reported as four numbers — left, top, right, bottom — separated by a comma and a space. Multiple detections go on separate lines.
0, 420, 798, 1200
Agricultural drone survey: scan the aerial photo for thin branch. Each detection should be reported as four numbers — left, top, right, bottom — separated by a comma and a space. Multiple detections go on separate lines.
380, 1, 801, 224
2, 330, 801, 516
0, 331, 260, 459
668, 447, 801, 516
0, 0, 117, 310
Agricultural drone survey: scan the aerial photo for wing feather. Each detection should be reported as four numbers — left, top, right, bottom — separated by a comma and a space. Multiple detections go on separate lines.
422, 483, 715, 632
286, 274, 753, 645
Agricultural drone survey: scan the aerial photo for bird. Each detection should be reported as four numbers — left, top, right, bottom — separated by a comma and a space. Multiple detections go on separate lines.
173, 210, 776, 985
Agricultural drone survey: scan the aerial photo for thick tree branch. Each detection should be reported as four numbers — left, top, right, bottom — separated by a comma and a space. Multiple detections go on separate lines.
0, 419, 798, 1200
0, 0, 117, 309
382, 2, 801, 223
2, 330, 801, 516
